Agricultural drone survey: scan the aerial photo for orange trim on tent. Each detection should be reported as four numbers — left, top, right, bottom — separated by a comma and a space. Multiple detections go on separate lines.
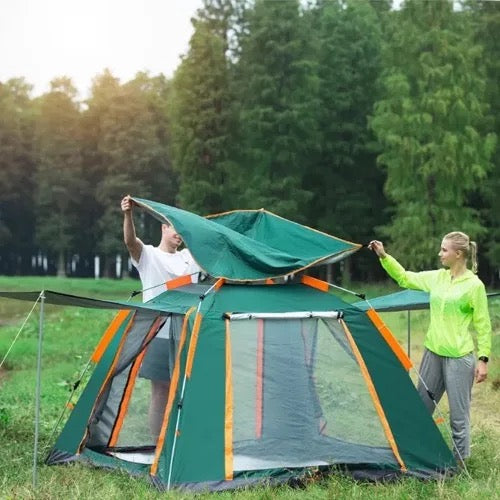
108, 317, 164, 447
301, 275, 329, 292
77, 311, 137, 454
165, 274, 193, 290
213, 278, 225, 291
341, 319, 407, 472
224, 319, 234, 480
366, 309, 413, 371
255, 319, 264, 439
151, 307, 195, 476
91, 310, 131, 363
185, 313, 203, 378
205, 208, 263, 219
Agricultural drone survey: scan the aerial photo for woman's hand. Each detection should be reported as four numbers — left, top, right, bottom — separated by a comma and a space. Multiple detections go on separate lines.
368, 240, 387, 258
475, 360, 488, 383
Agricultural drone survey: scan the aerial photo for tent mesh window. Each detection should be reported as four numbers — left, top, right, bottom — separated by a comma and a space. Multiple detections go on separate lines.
86, 313, 184, 464
228, 317, 397, 471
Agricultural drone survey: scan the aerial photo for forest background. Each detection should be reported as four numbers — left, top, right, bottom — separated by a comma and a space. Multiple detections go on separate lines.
0, 0, 499, 285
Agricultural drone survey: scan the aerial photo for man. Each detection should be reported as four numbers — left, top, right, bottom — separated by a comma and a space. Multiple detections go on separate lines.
121, 195, 200, 441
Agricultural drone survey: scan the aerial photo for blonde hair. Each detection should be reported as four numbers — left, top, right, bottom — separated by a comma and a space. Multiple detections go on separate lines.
444, 231, 478, 274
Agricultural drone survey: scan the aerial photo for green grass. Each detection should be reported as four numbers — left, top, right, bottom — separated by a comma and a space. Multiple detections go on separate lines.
0, 277, 499, 499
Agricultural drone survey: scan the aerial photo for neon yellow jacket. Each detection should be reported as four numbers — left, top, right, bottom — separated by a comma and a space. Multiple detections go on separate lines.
380, 254, 491, 358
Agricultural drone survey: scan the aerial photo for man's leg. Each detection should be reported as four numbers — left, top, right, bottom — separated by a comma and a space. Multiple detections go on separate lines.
444, 353, 475, 459
417, 348, 445, 414
149, 380, 170, 442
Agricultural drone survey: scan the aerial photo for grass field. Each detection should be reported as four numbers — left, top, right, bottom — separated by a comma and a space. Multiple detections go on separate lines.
0, 276, 498, 499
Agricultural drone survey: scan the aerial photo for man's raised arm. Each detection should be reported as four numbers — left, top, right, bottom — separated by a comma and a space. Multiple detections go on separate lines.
121, 195, 143, 263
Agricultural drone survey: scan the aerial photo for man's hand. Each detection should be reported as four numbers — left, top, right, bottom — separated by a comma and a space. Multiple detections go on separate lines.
121, 195, 134, 214
475, 360, 488, 383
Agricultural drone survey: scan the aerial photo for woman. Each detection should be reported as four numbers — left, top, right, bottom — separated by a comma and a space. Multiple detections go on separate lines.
369, 232, 491, 462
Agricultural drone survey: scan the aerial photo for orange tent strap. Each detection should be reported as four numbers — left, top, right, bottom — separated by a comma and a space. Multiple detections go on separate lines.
108, 316, 164, 447
165, 274, 193, 290
186, 313, 203, 378
366, 309, 413, 371
213, 278, 225, 291
224, 319, 234, 480
77, 311, 137, 454
151, 307, 195, 476
301, 275, 329, 292
91, 310, 131, 363
341, 319, 407, 472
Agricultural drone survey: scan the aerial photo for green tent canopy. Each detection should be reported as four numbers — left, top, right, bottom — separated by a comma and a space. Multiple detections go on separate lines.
354, 290, 500, 312
41, 280, 456, 490
132, 197, 361, 281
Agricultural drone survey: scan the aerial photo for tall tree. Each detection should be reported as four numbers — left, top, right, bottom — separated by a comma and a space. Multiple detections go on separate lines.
466, 0, 500, 283
84, 70, 173, 275
307, 0, 385, 279
34, 77, 83, 276
234, 0, 319, 221
370, 0, 495, 269
0, 78, 36, 274
169, 0, 237, 214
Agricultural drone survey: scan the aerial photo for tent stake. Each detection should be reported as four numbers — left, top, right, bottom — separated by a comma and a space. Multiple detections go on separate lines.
33, 291, 45, 489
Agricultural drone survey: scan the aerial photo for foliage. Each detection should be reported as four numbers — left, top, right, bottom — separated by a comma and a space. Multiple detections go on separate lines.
466, 0, 500, 281
0, 0, 499, 284
82, 70, 174, 274
370, 0, 496, 269
233, 0, 319, 222
0, 78, 36, 274
307, 0, 387, 279
169, 0, 239, 214
34, 78, 84, 276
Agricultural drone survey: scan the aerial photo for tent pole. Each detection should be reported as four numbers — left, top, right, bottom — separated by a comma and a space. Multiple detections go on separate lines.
166, 294, 209, 490
407, 310, 411, 358
33, 291, 45, 489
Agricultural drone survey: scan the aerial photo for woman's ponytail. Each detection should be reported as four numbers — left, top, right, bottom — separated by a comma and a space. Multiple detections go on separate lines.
470, 241, 478, 274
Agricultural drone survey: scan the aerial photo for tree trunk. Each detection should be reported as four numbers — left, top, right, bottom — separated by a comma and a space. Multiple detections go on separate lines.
56, 251, 66, 277
326, 263, 333, 283
341, 258, 352, 286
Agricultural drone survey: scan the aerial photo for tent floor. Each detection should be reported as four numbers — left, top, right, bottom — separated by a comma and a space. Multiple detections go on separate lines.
109, 450, 329, 470
108, 435, 396, 471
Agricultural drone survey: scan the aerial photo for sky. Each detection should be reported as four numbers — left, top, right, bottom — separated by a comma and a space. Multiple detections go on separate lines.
0, 0, 203, 98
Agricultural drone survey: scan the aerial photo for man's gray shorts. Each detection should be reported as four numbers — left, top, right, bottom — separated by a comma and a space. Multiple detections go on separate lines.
139, 337, 172, 382
139, 316, 182, 382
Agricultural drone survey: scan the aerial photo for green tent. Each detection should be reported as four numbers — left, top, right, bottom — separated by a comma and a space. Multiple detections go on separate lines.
41, 200, 456, 490
2, 199, 457, 491
43, 280, 455, 490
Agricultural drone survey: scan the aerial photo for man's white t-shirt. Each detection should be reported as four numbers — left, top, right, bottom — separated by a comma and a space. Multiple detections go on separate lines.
132, 245, 201, 341
132, 245, 201, 302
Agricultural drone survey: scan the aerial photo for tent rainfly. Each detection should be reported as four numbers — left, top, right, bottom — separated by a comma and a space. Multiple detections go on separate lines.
1, 199, 457, 491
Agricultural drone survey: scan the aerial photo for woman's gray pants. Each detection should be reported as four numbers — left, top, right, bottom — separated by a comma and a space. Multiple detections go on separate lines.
417, 348, 475, 459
